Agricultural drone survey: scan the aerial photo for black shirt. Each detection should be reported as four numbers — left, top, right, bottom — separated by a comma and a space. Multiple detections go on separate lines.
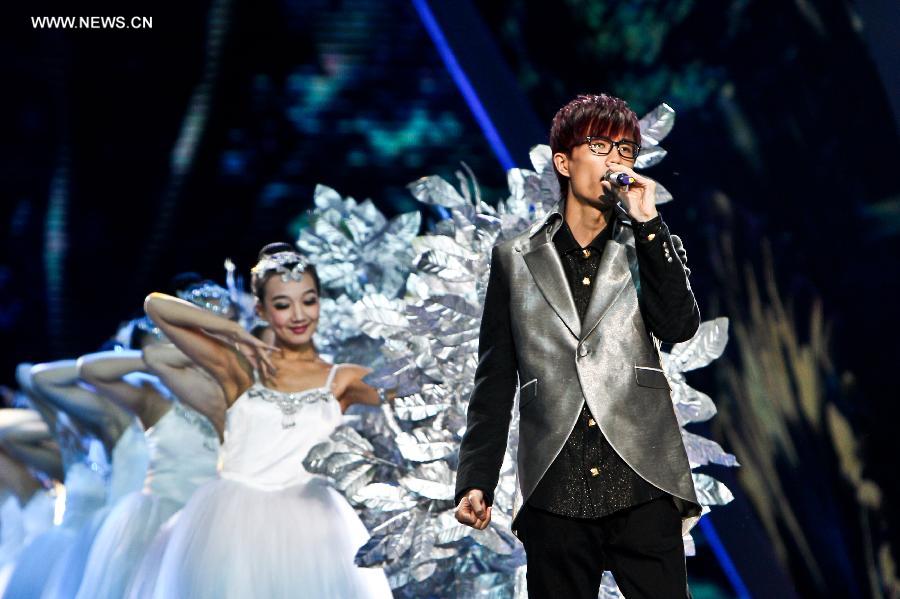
526, 216, 666, 518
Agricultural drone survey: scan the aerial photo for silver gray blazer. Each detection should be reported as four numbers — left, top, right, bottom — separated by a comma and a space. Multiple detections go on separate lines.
456, 206, 701, 529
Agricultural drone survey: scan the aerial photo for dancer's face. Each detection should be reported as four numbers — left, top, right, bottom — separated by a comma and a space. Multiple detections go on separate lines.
257, 273, 320, 346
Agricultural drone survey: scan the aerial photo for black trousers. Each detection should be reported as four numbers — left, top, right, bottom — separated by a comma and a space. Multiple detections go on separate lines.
516, 496, 691, 599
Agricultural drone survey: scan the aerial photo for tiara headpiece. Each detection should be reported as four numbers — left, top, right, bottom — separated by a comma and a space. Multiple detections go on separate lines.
250, 251, 311, 285
177, 282, 235, 318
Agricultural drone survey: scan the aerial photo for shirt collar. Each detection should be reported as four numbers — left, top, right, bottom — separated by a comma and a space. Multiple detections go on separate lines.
530, 198, 628, 241
554, 218, 615, 254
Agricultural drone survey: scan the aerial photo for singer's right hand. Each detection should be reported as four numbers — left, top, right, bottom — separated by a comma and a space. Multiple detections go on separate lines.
455, 488, 492, 530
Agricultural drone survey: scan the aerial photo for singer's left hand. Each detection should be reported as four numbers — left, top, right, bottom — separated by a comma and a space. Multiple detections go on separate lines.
600, 164, 659, 222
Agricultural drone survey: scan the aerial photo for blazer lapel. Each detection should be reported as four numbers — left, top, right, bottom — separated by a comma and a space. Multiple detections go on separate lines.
523, 236, 581, 339
579, 237, 632, 340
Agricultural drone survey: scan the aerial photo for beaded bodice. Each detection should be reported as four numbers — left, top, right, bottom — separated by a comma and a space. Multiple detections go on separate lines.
218, 364, 344, 491
244, 384, 335, 429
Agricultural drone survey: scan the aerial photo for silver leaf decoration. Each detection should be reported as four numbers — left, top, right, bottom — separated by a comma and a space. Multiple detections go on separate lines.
634, 145, 668, 169
682, 430, 740, 468
693, 472, 736, 506
395, 427, 457, 462
668, 317, 730, 372
399, 462, 455, 500
408, 175, 470, 210
638, 102, 676, 146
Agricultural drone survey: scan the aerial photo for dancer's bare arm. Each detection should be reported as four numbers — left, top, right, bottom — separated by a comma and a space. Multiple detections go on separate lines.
30, 361, 130, 435
145, 293, 275, 403
143, 343, 226, 439
77, 351, 170, 427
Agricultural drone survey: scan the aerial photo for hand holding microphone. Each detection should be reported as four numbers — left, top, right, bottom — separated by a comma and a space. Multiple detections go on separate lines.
600, 166, 658, 222
603, 170, 636, 190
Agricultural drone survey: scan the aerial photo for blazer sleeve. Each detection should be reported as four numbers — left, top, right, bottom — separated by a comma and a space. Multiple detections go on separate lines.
454, 245, 519, 506
634, 219, 701, 344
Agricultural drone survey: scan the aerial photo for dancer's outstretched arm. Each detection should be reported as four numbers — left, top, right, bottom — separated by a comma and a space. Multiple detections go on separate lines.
0, 409, 52, 444
16, 363, 60, 431
0, 409, 61, 479
77, 350, 171, 429
145, 292, 276, 404
30, 361, 131, 443
143, 343, 226, 439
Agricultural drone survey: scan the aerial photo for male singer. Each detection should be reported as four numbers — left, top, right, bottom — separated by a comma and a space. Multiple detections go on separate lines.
454, 93, 701, 599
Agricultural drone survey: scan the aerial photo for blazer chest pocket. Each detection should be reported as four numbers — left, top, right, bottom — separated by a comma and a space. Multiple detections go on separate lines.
634, 366, 669, 390
518, 378, 538, 409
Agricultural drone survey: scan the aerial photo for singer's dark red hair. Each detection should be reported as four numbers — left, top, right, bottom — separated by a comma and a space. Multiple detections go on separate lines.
549, 93, 641, 199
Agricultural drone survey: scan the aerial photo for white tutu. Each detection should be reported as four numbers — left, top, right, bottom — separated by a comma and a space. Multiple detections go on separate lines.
135, 364, 392, 599
0, 491, 55, 595
146, 477, 386, 598
1, 462, 107, 599
2, 421, 148, 599
76, 402, 219, 599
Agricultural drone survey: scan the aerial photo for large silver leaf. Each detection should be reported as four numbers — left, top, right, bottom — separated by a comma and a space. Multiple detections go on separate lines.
408, 175, 469, 209
433, 509, 473, 545
392, 387, 453, 421
667, 317, 730, 373
412, 234, 480, 262
681, 430, 739, 468
396, 427, 457, 462
634, 145, 668, 169
399, 462, 455, 500
670, 382, 718, 425
357, 511, 417, 566
655, 181, 674, 205
312, 183, 344, 210
364, 359, 430, 398
638, 103, 675, 145
303, 426, 381, 498
353, 483, 417, 511
692, 472, 735, 506
354, 295, 410, 339
599, 571, 624, 598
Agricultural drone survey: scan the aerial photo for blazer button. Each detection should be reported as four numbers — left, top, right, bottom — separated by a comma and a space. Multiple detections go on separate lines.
578, 346, 591, 357
587, 417, 597, 427
589, 467, 600, 477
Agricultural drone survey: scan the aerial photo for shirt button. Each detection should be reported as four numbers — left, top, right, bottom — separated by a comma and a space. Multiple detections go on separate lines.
582, 276, 591, 286
587, 418, 597, 427
647, 233, 656, 241
590, 467, 600, 477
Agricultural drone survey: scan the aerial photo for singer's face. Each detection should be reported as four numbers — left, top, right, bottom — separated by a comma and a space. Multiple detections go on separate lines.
555, 137, 635, 207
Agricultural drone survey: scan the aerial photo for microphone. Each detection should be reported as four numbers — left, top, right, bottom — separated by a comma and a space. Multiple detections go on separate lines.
603, 170, 635, 187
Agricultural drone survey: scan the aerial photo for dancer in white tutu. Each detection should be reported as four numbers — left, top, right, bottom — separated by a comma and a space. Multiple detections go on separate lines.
142, 243, 393, 599
3, 359, 148, 599
0, 412, 57, 595
74, 282, 231, 599
1, 374, 116, 599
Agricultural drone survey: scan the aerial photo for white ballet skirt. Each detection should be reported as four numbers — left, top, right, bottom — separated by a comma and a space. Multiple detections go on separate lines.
133, 364, 393, 599
1, 461, 107, 599
0, 491, 55, 595
75, 401, 219, 599
2, 421, 149, 599
41, 420, 149, 599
